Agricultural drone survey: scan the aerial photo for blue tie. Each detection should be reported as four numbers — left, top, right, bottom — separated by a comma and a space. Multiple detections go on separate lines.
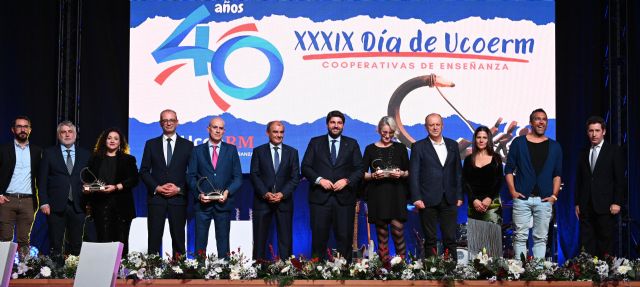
273, 146, 280, 172
330, 139, 337, 165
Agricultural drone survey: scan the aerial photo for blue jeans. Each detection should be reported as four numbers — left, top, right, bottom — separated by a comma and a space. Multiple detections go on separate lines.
512, 197, 552, 259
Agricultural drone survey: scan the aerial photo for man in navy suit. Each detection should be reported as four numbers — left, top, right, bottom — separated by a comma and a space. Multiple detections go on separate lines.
187, 116, 242, 257
140, 109, 193, 256
575, 116, 626, 257
38, 121, 90, 256
302, 110, 363, 261
409, 113, 463, 258
0, 116, 42, 255
250, 121, 300, 260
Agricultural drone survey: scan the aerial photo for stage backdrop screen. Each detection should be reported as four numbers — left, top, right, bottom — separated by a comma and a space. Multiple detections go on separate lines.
129, 0, 555, 172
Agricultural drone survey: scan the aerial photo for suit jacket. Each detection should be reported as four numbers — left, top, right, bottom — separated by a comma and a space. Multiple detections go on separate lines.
575, 142, 626, 214
409, 137, 462, 207
250, 143, 300, 211
38, 145, 90, 213
85, 153, 139, 220
0, 142, 42, 209
301, 135, 363, 205
187, 141, 242, 212
140, 135, 193, 206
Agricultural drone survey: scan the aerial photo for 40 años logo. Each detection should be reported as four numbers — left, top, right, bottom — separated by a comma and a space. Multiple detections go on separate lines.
152, 5, 283, 111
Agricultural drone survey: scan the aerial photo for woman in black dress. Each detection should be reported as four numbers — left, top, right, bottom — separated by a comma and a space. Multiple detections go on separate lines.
463, 126, 503, 224
83, 127, 138, 254
362, 116, 409, 261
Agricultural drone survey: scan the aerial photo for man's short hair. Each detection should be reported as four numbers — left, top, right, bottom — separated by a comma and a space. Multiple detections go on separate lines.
586, 116, 606, 130
56, 120, 76, 134
529, 108, 547, 122
325, 110, 345, 124
12, 116, 31, 127
266, 120, 284, 132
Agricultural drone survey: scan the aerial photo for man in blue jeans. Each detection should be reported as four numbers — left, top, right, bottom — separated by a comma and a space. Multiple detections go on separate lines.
505, 108, 562, 259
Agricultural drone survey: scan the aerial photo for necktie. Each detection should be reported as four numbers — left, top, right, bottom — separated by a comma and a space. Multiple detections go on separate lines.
590, 145, 598, 172
212, 145, 218, 169
330, 139, 337, 165
166, 138, 173, 167
65, 149, 73, 174
65, 149, 73, 201
273, 146, 280, 172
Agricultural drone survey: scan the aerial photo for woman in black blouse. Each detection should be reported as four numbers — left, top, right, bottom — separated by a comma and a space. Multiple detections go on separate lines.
463, 126, 503, 224
362, 116, 409, 261
84, 127, 138, 253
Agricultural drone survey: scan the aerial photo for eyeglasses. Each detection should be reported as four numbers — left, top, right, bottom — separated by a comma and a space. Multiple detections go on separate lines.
160, 119, 178, 124
14, 125, 31, 129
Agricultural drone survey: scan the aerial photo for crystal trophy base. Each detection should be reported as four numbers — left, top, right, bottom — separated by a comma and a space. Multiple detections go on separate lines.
202, 192, 224, 200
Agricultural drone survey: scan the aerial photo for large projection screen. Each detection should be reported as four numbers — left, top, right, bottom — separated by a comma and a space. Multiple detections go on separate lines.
129, 0, 555, 172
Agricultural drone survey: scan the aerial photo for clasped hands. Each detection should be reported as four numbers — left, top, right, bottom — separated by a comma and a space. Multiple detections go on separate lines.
472, 197, 493, 213
155, 183, 181, 197
319, 178, 349, 192
264, 192, 284, 203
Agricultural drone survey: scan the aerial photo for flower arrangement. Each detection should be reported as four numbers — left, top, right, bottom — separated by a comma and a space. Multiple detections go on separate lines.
8, 248, 640, 285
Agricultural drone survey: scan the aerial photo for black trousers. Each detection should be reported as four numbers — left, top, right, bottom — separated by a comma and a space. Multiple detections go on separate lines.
252, 205, 293, 260
310, 196, 355, 261
48, 202, 85, 256
579, 199, 616, 257
93, 205, 132, 255
419, 198, 457, 258
147, 203, 186, 256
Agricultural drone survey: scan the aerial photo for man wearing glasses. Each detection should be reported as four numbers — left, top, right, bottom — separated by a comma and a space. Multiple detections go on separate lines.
187, 116, 242, 258
140, 109, 193, 256
0, 116, 42, 256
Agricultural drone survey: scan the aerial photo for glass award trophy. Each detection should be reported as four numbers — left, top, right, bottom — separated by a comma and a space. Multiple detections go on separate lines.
197, 177, 224, 200
80, 167, 106, 192
370, 158, 397, 178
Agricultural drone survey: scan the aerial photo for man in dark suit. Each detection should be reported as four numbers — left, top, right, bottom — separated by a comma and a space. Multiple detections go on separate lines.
0, 116, 42, 255
38, 121, 90, 257
187, 116, 242, 258
140, 109, 193, 256
409, 113, 463, 258
301, 110, 363, 261
575, 116, 626, 257
250, 121, 300, 260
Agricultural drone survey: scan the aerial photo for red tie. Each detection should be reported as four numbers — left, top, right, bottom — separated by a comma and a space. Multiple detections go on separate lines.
212, 145, 218, 169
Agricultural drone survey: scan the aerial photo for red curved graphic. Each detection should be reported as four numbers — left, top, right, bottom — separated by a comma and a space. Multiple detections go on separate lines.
155, 63, 187, 85
217, 23, 258, 43
208, 81, 230, 111
302, 52, 529, 63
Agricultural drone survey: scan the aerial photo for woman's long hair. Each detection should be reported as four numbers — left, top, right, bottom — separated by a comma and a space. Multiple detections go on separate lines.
469, 126, 494, 166
93, 127, 130, 156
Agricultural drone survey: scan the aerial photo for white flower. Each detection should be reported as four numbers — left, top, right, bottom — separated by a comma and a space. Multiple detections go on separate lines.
11, 273, 18, 279
317, 265, 323, 271
429, 267, 437, 273
154, 268, 163, 278
537, 273, 547, 281
390, 256, 403, 266
281, 265, 291, 274
17, 262, 29, 274
411, 260, 423, 270
401, 269, 414, 280
171, 266, 183, 274
215, 267, 222, 273
40, 266, 52, 277
185, 259, 198, 269
617, 265, 632, 274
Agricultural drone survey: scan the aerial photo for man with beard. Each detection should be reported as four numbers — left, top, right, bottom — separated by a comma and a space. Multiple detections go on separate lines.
505, 108, 562, 259
0, 116, 42, 255
302, 110, 363, 261
39, 121, 90, 257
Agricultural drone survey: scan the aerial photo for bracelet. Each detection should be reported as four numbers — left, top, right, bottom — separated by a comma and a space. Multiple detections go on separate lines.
550, 194, 558, 201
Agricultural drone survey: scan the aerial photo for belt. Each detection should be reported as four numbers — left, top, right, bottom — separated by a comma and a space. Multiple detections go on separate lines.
4, 194, 33, 199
